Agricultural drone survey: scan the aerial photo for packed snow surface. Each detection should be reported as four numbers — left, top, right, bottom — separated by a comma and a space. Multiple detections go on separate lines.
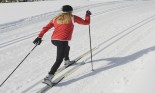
1, 0, 155, 93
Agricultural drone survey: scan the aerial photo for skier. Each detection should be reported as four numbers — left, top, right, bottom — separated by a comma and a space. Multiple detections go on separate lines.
33, 5, 91, 86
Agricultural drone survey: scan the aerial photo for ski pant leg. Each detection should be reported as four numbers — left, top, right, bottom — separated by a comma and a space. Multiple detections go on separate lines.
64, 45, 70, 61
49, 40, 69, 75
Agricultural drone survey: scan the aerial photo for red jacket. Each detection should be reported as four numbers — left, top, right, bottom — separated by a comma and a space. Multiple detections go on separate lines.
38, 14, 90, 41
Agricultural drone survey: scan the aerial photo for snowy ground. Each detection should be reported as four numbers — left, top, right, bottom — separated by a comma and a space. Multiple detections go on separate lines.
1, 0, 155, 93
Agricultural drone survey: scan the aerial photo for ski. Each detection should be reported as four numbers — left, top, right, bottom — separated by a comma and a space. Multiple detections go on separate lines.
37, 62, 85, 93
54, 47, 98, 76
21, 47, 98, 93
36, 48, 98, 92
37, 48, 98, 92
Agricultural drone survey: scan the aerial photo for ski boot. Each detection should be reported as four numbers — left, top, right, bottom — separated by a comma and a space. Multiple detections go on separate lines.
64, 60, 75, 66
42, 74, 54, 86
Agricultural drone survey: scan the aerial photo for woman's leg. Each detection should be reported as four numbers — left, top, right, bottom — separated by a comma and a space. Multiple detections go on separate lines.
64, 45, 70, 61
48, 40, 68, 75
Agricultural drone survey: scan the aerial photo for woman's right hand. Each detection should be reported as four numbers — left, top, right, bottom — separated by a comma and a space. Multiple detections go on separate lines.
33, 37, 42, 45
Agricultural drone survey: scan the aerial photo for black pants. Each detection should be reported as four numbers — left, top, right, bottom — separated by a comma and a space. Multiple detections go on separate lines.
49, 40, 70, 75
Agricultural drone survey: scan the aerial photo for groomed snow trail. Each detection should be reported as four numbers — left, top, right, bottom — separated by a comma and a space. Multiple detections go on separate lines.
1, 1, 155, 93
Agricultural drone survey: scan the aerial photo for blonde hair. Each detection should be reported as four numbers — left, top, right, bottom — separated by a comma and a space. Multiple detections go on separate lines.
55, 12, 73, 24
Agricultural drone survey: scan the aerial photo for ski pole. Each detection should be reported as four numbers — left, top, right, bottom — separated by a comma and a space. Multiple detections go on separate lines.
0, 44, 37, 87
88, 24, 94, 71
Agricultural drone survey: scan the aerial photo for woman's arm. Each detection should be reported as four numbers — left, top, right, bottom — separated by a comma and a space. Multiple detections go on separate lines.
74, 14, 90, 25
38, 21, 54, 38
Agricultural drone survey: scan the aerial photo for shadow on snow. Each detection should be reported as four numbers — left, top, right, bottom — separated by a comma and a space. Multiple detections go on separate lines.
57, 45, 155, 86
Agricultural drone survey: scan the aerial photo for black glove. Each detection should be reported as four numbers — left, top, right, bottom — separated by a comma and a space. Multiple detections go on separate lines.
86, 10, 92, 15
33, 37, 42, 45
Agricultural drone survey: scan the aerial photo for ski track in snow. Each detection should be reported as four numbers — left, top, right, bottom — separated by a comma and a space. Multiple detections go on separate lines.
0, 1, 131, 49
1, 1, 155, 93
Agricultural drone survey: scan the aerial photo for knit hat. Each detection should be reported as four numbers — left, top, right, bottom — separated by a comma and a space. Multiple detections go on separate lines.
62, 5, 73, 12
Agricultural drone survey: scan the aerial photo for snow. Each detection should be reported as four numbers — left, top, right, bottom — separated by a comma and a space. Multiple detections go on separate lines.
1, 0, 155, 93
0, 0, 93, 24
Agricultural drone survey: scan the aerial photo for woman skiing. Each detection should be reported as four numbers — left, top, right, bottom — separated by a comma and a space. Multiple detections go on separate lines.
33, 5, 91, 86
